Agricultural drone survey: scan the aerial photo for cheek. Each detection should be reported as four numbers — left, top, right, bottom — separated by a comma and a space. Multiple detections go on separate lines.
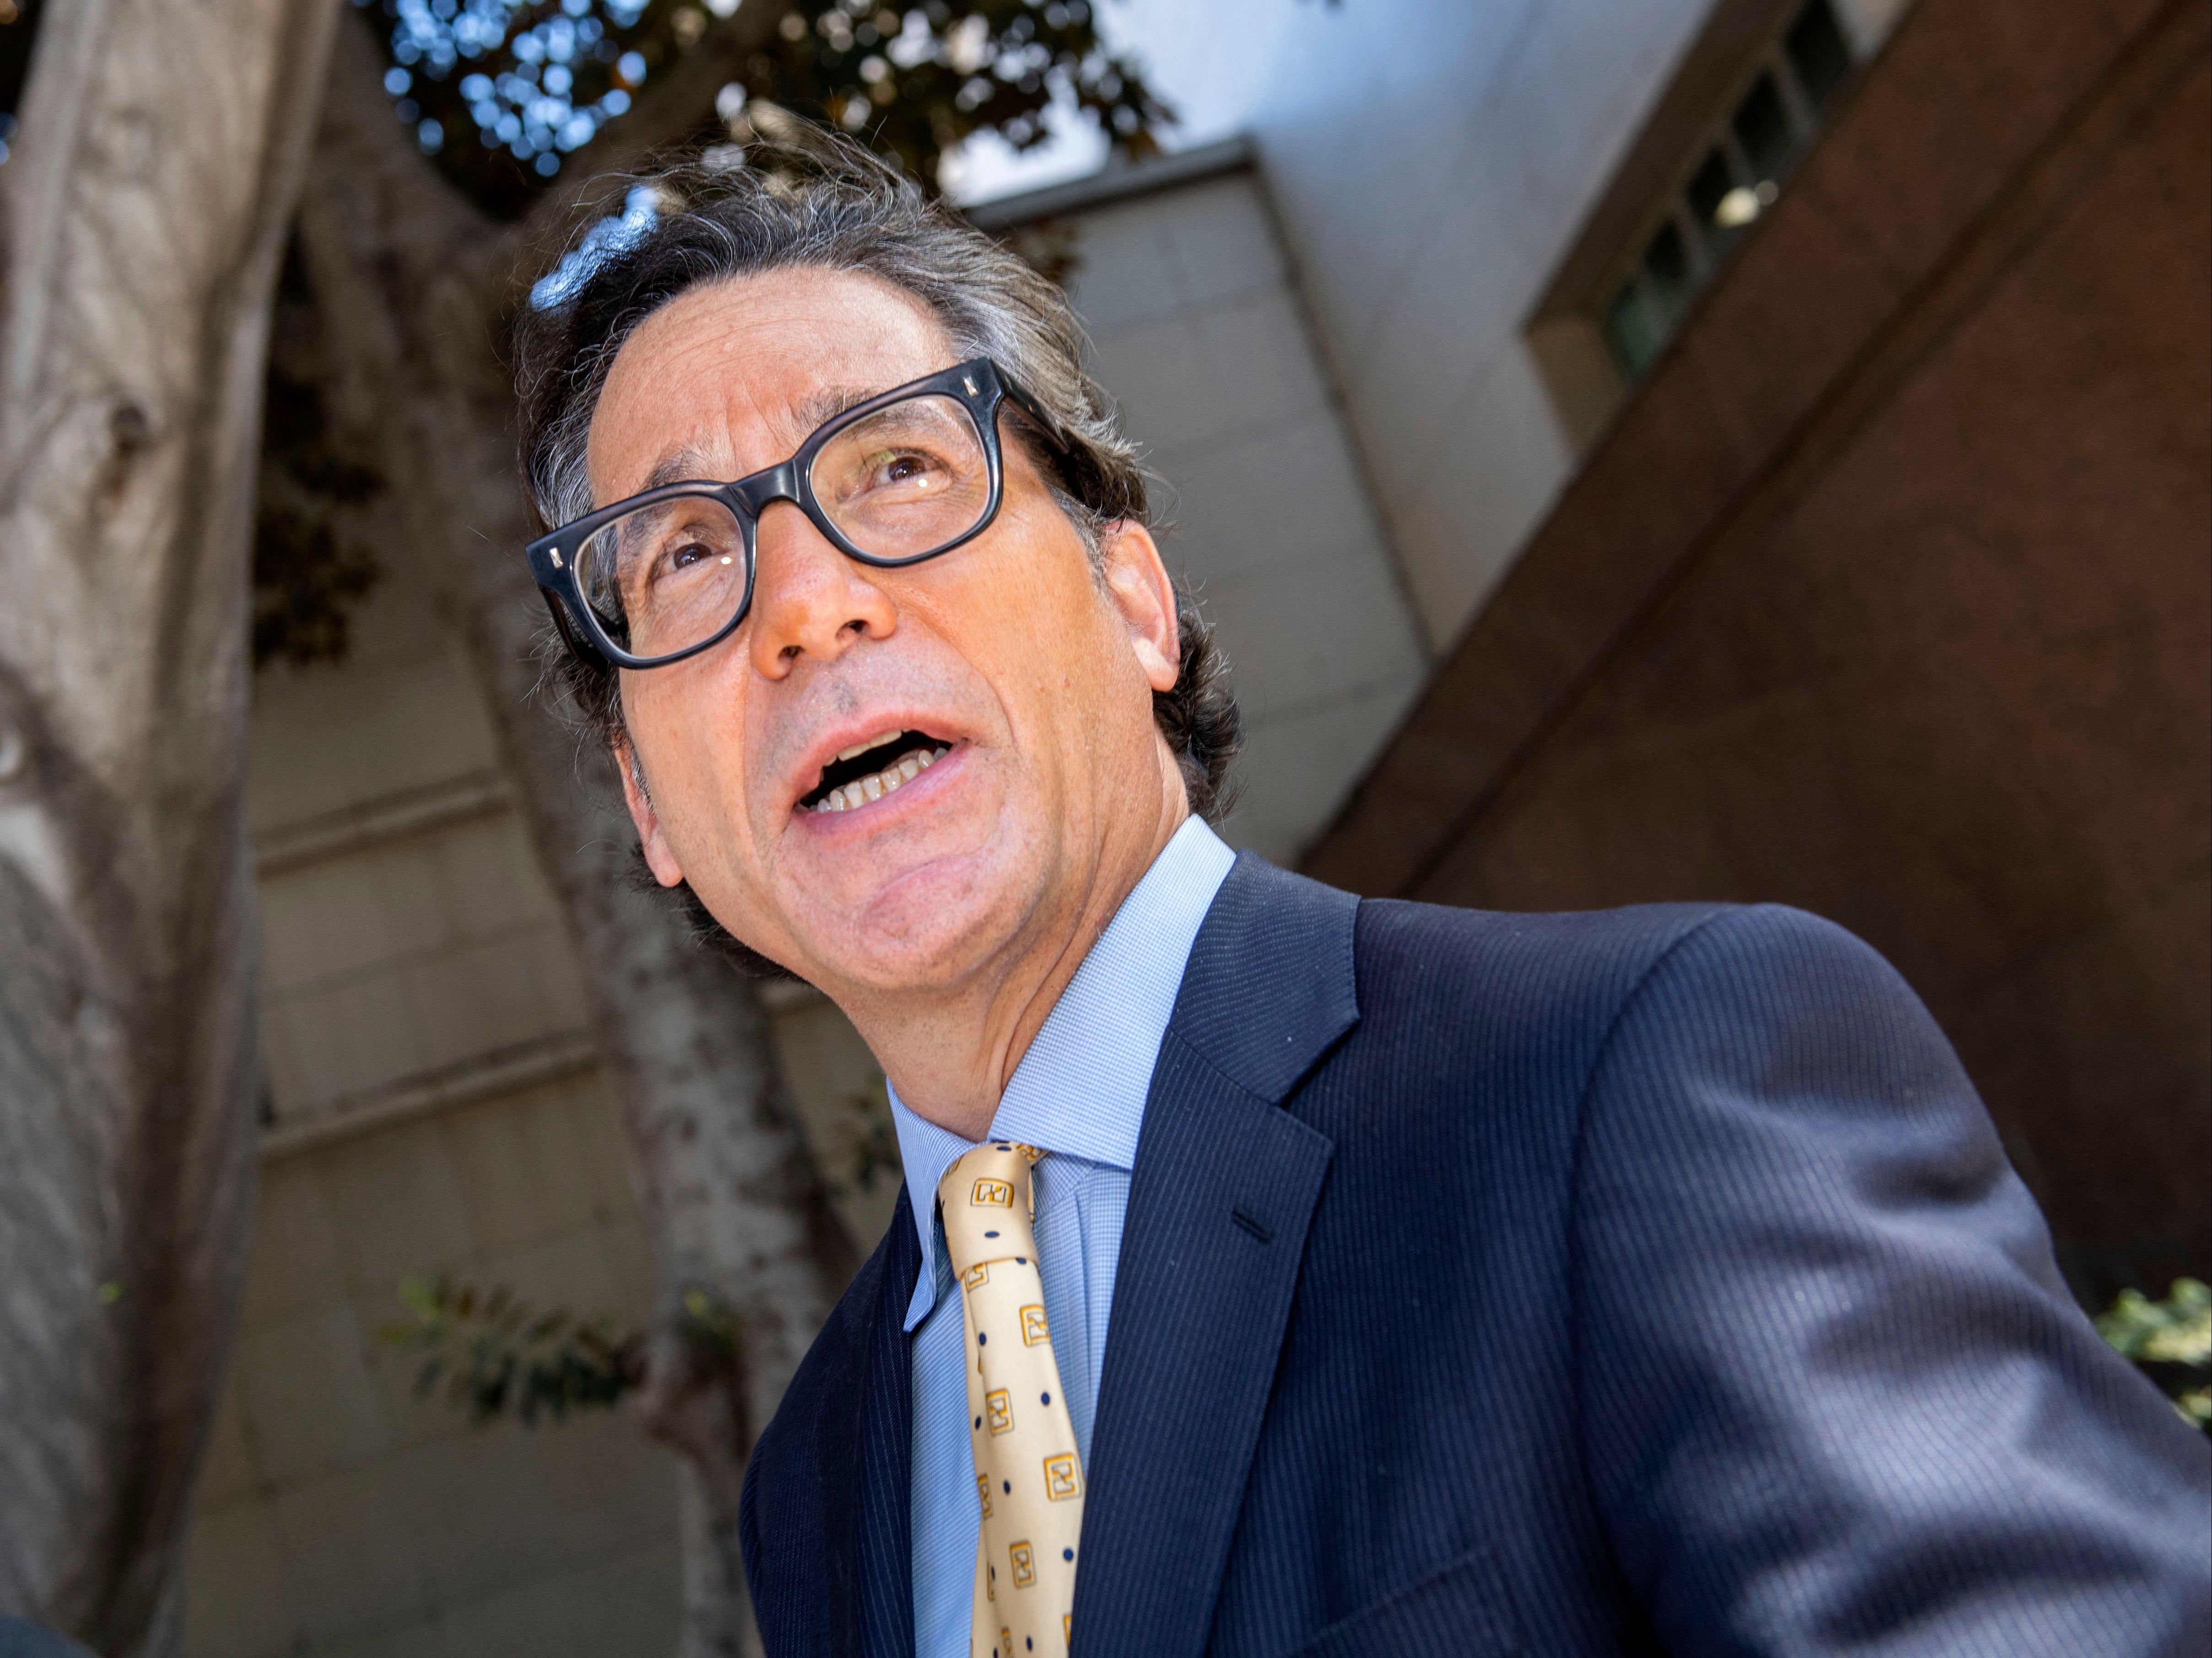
624, 670, 754, 841
934, 508, 1112, 666
969, 586, 1138, 803
922, 570, 1091, 748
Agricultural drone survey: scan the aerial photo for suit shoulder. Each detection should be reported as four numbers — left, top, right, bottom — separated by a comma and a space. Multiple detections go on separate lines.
1582, 900, 1964, 1109
1349, 894, 1896, 995
742, 1201, 914, 1647
1335, 898, 1907, 1096
1349, 893, 1734, 1017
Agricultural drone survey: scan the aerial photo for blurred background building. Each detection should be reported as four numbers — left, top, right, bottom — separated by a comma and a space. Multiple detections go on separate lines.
171, 0, 2206, 1652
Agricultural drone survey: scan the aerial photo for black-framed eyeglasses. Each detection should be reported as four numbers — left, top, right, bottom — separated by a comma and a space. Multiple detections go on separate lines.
526, 356, 1068, 670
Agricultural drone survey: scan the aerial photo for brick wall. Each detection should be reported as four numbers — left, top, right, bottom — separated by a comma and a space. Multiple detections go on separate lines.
1306, 0, 2212, 1298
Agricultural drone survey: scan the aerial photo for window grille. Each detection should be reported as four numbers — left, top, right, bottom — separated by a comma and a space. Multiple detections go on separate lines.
1603, 0, 1857, 379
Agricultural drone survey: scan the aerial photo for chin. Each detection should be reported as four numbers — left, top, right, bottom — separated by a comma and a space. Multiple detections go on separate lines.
799, 841, 1045, 995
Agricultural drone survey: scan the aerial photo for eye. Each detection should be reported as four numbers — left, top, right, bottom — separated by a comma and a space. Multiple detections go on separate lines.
864, 447, 945, 491
649, 534, 740, 586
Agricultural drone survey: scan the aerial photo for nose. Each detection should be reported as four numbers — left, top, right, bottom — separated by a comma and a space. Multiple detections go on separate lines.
745, 500, 897, 678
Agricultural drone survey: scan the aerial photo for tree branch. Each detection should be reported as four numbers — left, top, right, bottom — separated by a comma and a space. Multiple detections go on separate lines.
0, 0, 341, 1649
502, 0, 796, 291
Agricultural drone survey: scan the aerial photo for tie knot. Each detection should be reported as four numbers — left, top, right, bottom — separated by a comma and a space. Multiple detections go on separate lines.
937, 1141, 1044, 1275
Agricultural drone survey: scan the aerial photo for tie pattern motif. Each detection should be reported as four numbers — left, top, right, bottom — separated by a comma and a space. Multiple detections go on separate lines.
939, 1143, 1083, 1658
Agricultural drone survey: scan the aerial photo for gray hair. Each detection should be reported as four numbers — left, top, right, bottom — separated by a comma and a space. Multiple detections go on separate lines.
511, 136, 1240, 973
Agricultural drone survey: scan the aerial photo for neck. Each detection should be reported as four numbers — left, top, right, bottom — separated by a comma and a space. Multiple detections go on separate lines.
842, 754, 1189, 1143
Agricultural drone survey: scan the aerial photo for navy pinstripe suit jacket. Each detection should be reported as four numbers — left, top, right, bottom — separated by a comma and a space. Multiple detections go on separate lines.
740, 854, 2211, 1657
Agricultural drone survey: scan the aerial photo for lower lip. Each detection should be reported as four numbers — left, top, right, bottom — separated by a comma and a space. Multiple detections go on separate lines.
797, 744, 962, 833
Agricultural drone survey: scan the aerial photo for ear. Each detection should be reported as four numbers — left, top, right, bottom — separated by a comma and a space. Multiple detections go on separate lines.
615, 737, 687, 888
1098, 521, 1182, 694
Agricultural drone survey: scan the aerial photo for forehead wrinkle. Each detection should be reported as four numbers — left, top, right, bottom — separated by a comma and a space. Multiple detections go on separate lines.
626, 377, 933, 499
590, 269, 964, 504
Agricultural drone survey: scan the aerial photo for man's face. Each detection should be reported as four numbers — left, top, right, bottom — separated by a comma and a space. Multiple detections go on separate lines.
591, 267, 1183, 1001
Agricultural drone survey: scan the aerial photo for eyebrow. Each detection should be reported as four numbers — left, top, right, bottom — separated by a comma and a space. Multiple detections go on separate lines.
793, 382, 883, 431
640, 447, 720, 492
631, 382, 904, 495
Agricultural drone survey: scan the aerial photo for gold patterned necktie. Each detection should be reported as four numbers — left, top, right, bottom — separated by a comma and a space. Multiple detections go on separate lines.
938, 1142, 1085, 1658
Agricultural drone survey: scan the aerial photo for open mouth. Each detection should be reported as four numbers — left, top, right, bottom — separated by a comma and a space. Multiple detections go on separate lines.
802, 728, 953, 813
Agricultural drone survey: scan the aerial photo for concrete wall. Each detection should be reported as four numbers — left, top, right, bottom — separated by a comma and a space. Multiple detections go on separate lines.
186, 562, 899, 1656
184, 571, 675, 1658
184, 1078, 679, 1658
1306, 0, 2211, 1300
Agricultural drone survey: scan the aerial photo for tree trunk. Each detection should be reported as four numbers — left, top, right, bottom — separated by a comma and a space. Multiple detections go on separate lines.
0, 0, 339, 1652
290, 18, 857, 1652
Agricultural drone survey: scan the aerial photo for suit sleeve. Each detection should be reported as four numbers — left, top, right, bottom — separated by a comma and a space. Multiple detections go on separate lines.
1570, 904, 2211, 1658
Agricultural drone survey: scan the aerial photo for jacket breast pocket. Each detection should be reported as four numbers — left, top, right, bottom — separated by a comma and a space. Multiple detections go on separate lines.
1287, 1543, 1521, 1658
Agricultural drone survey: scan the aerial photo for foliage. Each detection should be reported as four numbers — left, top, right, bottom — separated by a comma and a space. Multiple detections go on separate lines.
379, 1274, 650, 1424
2097, 1277, 2211, 1432
0, 0, 41, 136
382, 1096, 894, 1428
378, 1273, 767, 1425
828, 1072, 903, 1198
253, 242, 384, 671
355, 0, 1173, 218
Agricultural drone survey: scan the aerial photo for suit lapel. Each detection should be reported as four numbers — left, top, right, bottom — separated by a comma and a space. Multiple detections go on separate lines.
1074, 856, 1360, 1658
856, 1190, 920, 1658
745, 1186, 918, 1658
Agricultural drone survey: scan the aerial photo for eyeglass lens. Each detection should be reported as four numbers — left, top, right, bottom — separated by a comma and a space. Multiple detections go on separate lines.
808, 393, 991, 560
572, 391, 992, 662
575, 494, 749, 661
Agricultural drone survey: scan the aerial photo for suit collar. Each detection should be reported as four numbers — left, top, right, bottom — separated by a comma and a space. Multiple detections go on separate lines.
1170, 851, 1362, 1099
798, 856, 1359, 1658
1073, 855, 1359, 1658
886, 817, 1239, 1329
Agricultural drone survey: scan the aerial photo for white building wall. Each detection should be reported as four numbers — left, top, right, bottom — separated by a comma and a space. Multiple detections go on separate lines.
980, 162, 1432, 865
1228, 0, 1908, 651
185, 1077, 680, 1658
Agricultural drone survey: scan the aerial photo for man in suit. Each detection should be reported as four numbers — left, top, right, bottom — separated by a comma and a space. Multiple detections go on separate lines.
515, 146, 2210, 1658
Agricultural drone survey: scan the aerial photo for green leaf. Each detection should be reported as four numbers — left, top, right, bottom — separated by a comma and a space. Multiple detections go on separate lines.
2098, 1279, 2211, 1437
2097, 1278, 2211, 1368
2178, 1386, 2211, 1430
387, 1273, 648, 1428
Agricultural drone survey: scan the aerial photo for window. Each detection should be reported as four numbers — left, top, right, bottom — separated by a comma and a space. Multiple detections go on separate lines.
1526, 0, 1901, 454
1602, 0, 1857, 378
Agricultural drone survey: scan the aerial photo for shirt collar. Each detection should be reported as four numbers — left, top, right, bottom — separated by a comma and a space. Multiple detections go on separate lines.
887, 815, 1237, 1330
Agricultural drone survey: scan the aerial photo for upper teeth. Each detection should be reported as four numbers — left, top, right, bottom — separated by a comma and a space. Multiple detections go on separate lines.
813, 745, 948, 813
834, 730, 902, 764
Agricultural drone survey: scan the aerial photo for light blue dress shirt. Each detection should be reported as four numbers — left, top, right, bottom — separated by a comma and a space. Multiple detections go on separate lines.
886, 816, 1237, 1658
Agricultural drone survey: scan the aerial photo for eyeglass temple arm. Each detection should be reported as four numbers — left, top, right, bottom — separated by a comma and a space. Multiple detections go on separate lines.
996, 374, 1076, 455
539, 587, 613, 670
